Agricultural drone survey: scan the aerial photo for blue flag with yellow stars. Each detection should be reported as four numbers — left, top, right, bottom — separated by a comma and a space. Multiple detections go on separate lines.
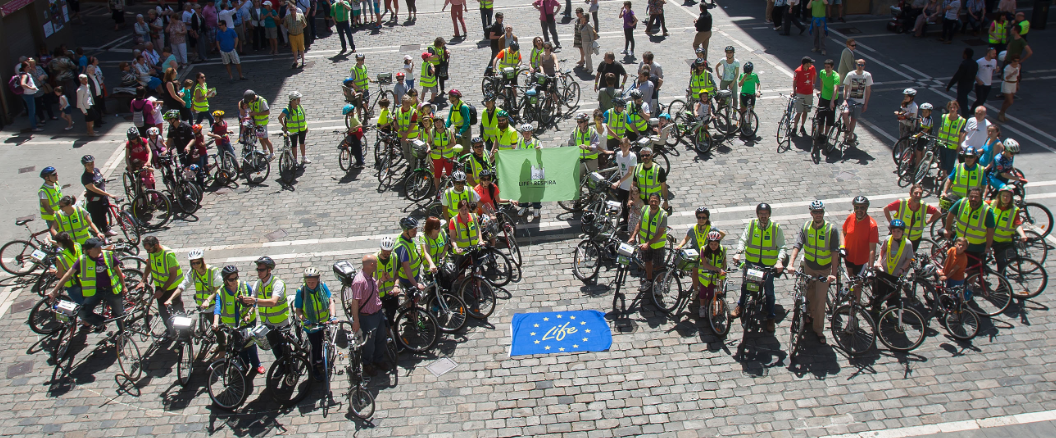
510, 310, 612, 356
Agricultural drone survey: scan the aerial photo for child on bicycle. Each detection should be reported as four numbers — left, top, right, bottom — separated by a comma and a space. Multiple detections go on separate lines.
908, 102, 934, 169
694, 90, 713, 128
208, 110, 236, 159
697, 231, 728, 319
938, 237, 968, 290
738, 62, 760, 121
189, 124, 209, 186
895, 88, 918, 140
146, 126, 168, 168
376, 98, 394, 134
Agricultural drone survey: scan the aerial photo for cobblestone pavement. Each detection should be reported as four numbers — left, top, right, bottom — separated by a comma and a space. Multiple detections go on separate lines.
1, 1, 1055, 437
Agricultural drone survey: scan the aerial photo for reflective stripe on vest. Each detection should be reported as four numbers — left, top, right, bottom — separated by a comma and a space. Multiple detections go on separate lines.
444, 188, 472, 218
496, 127, 520, 150
697, 246, 727, 286
955, 202, 991, 245
285, 105, 306, 133
464, 152, 492, 181
639, 206, 668, 249
192, 265, 219, 306
56, 207, 91, 245
951, 163, 984, 199
350, 65, 369, 90
39, 184, 61, 221
424, 234, 448, 265
519, 138, 541, 150
802, 221, 833, 266
990, 21, 1007, 44
627, 102, 648, 132
193, 83, 210, 113
431, 129, 454, 159
256, 276, 290, 325
149, 248, 183, 285
429, 46, 446, 66
79, 251, 122, 297
745, 219, 780, 266
992, 206, 1019, 243
420, 62, 437, 88
481, 109, 499, 141
57, 246, 81, 288
377, 252, 398, 297
396, 235, 421, 280
480, 0, 493, 8
884, 236, 907, 274
635, 164, 662, 199
219, 282, 254, 325
894, 199, 928, 241
302, 284, 330, 324
938, 114, 965, 149
529, 48, 544, 69
574, 127, 598, 160
690, 71, 715, 96
378, 108, 391, 126
693, 224, 712, 251
452, 214, 480, 248
250, 98, 269, 126
499, 50, 519, 69
605, 109, 626, 138
397, 108, 419, 138
449, 101, 466, 132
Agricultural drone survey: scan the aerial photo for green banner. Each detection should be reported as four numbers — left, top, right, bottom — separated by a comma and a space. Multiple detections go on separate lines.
496, 147, 582, 203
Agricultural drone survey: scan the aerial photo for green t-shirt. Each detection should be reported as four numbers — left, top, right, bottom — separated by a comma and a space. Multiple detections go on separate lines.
739, 73, 760, 95
331, 1, 351, 22
1006, 38, 1027, 60
819, 70, 840, 100
811, 0, 827, 18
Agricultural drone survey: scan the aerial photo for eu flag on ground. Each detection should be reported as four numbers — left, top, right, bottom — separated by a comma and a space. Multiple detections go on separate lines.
510, 310, 612, 356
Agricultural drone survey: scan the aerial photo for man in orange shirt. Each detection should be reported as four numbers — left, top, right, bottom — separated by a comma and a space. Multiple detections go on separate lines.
839, 195, 878, 277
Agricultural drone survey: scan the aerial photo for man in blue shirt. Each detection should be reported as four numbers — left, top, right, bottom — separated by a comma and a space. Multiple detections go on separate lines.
215, 20, 247, 80
294, 267, 336, 381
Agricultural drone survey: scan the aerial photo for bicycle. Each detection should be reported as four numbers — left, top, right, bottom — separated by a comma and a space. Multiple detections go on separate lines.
104, 199, 142, 246
421, 271, 469, 333
0, 218, 55, 276
157, 155, 202, 214
828, 273, 878, 356
238, 118, 272, 185
928, 239, 1013, 317
455, 245, 510, 308
206, 323, 256, 410
776, 93, 795, 153
909, 254, 979, 340
170, 308, 215, 386
278, 131, 298, 184
265, 324, 314, 406
391, 286, 440, 352
733, 263, 777, 343
302, 319, 346, 417
869, 269, 927, 352
205, 139, 240, 187
556, 69, 581, 109
370, 131, 402, 188
521, 74, 558, 129
787, 270, 830, 362
344, 324, 377, 419
556, 164, 618, 214
402, 141, 436, 202
685, 113, 715, 154
1002, 177, 1053, 240
342, 79, 395, 127
121, 166, 172, 229
481, 202, 522, 268
736, 93, 760, 139
712, 89, 737, 136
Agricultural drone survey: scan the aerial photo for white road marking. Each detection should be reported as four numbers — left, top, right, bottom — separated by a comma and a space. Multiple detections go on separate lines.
822, 408, 1056, 438
669, 1, 792, 79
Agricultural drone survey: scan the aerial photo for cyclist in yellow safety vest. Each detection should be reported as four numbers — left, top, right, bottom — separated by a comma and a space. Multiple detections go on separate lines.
943, 147, 984, 201
603, 98, 628, 151
872, 220, 914, 311
479, 0, 495, 33
429, 116, 461, 192
492, 42, 522, 108
787, 201, 841, 343
419, 51, 438, 102
491, 110, 520, 155
174, 249, 222, 311
479, 96, 501, 150
731, 203, 787, 333
943, 186, 995, 265
278, 91, 311, 166
988, 14, 1008, 52
882, 184, 942, 252
689, 59, 716, 102
988, 184, 1028, 274
142, 236, 185, 334
375, 236, 403, 326
567, 112, 604, 173
625, 89, 651, 141
240, 90, 275, 159
461, 136, 494, 186
38, 166, 62, 228
516, 123, 544, 222
697, 231, 728, 320
396, 94, 421, 171
394, 217, 437, 307
51, 195, 104, 245
448, 200, 485, 253
675, 206, 727, 293
441, 170, 481, 220
615, 146, 669, 208
50, 238, 128, 329
629, 193, 669, 296
294, 266, 335, 379
245, 255, 290, 362
349, 53, 371, 122
48, 232, 83, 303
936, 100, 966, 177
447, 89, 472, 151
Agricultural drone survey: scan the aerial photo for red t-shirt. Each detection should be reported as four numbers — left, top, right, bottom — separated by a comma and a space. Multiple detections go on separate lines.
127, 140, 150, 165
794, 65, 817, 95
190, 134, 208, 160
474, 184, 501, 214
842, 214, 879, 265
212, 120, 230, 141
884, 200, 940, 227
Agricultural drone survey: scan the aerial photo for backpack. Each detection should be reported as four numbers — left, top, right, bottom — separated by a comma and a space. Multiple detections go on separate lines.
131, 100, 146, 127
8, 74, 24, 95
466, 103, 478, 125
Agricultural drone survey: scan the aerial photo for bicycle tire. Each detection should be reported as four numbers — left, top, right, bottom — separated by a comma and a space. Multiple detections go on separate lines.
572, 240, 602, 282
875, 307, 926, 351
502, 223, 522, 267
29, 297, 62, 335
667, 99, 689, 135
811, 139, 822, 165
428, 292, 468, 333
350, 386, 376, 419
1003, 257, 1047, 299
830, 304, 876, 355
1019, 230, 1048, 265
653, 151, 671, 175
52, 324, 76, 362
117, 210, 141, 246
208, 359, 248, 410
913, 153, 935, 186
944, 305, 979, 340
266, 354, 313, 406
651, 269, 682, 314
1022, 202, 1053, 239
177, 340, 194, 386
775, 113, 791, 153
116, 333, 143, 380
339, 146, 353, 173
891, 134, 913, 164
826, 122, 843, 153
220, 151, 239, 183
404, 170, 435, 202
714, 105, 735, 136
742, 110, 759, 138
393, 307, 439, 352
0, 239, 40, 276
122, 172, 136, 200
377, 153, 395, 188
279, 152, 295, 184
788, 301, 804, 362
175, 181, 201, 214
244, 151, 271, 185
132, 189, 172, 229
34, 271, 58, 296
459, 276, 497, 319
965, 271, 1012, 317
708, 290, 730, 336
693, 124, 713, 154
896, 150, 916, 187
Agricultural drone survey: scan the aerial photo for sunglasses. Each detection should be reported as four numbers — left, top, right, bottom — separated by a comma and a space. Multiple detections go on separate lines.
856, 63, 865, 67
225, 276, 239, 282
849, 43, 857, 47
191, 260, 204, 266
640, 154, 652, 159
256, 267, 269, 272
853, 206, 868, 211
696, 215, 709, 220
473, 145, 484, 149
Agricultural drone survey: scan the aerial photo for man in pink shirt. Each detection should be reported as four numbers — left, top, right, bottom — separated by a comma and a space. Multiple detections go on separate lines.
348, 253, 389, 375
792, 56, 817, 137
533, 0, 562, 49
202, 0, 220, 56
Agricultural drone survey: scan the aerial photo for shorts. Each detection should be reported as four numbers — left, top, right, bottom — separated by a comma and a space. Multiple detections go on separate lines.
847, 100, 863, 119
234, 25, 246, 44
422, 85, 437, 95
698, 284, 717, 301
289, 33, 305, 52
831, 0, 841, 4
794, 93, 813, 113
1001, 81, 1017, 94
62, 106, 73, 115
739, 93, 756, 109
290, 130, 308, 147
432, 157, 453, 179
914, 135, 929, 152
221, 50, 241, 65
255, 124, 270, 139
641, 246, 666, 267
265, 26, 278, 39
353, 9, 361, 17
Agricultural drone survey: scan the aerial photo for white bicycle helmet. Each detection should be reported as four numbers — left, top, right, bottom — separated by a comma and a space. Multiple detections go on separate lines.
919, 102, 933, 111
380, 236, 395, 251
289, 90, 303, 101
519, 123, 534, 132
1003, 138, 1020, 154
188, 249, 204, 261
303, 267, 320, 278
903, 88, 917, 96
147, 127, 160, 136
809, 200, 825, 211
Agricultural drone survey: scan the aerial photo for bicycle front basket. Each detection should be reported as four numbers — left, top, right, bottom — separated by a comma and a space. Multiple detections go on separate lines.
674, 249, 699, 272
586, 172, 608, 191
412, 140, 429, 159
377, 72, 393, 84
248, 324, 272, 350
502, 67, 517, 79
716, 89, 732, 101
55, 300, 79, 324
332, 260, 358, 285
170, 314, 195, 339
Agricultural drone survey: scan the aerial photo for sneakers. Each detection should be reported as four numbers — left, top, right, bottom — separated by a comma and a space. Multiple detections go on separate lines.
816, 332, 827, 344
800, 127, 809, 137
302, 158, 312, 165
638, 280, 652, 292
620, 49, 627, 54
105, 230, 119, 237
517, 206, 528, 217
629, 51, 634, 58
267, 153, 275, 161
730, 306, 742, 318
256, 365, 266, 374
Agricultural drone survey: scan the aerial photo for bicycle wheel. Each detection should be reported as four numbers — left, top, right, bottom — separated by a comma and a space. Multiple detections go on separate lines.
775, 113, 791, 153
1019, 230, 1048, 264
502, 223, 522, 267
876, 307, 926, 351
122, 172, 136, 200
52, 324, 76, 362
742, 110, 759, 138
891, 134, 913, 164
788, 301, 804, 362
913, 153, 935, 186
208, 359, 248, 410
651, 269, 682, 314
896, 150, 916, 187
117, 210, 141, 246
944, 305, 979, 340
459, 276, 497, 319
572, 240, 602, 282
116, 333, 143, 380
830, 304, 876, 355
560, 81, 580, 109
377, 153, 395, 189
428, 292, 468, 333
693, 125, 713, 154
220, 151, 239, 183
131, 190, 172, 229
930, 237, 953, 265
175, 181, 201, 214
349, 386, 376, 419
404, 170, 435, 202
811, 139, 822, 165
393, 307, 439, 353
714, 105, 735, 136
667, 100, 688, 137
29, 297, 62, 335
708, 290, 730, 336
653, 151, 671, 175
826, 122, 843, 153
266, 354, 312, 406
245, 151, 271, 185
0, 240, 40, 276
1003, 257, 1047, 299
1021, 202, 1053, 239
177, 340, 194, 386
965, 271, 1012, 317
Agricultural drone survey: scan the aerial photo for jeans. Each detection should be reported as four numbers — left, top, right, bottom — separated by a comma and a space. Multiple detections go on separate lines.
86, 199, 110, 233
972, 83, 991, 110
79, 291, 125, 328
479, 8, 492, 31
993, 241, 1014, 274
623, 27, 634, 52
197, 28, 213, 61
306, 328, 324, 369
66, 286, 85, 305
254, 25, 266, 50
540, 15, 559, 45
36, 94, 55, 121
335, 20, 354, 50
265, 326, 288, 362
360, 311, 388, 364
738, 266, 776, 319
22, 95, 37, 129
239, 344, 262, 369
941, 18, 957, 40
647, 14, 668, 33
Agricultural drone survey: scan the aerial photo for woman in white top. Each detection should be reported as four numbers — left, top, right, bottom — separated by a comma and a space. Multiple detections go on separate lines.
76, 74, 97, 136
18, 62, 42, 132
610, 134, 637, 229
999, 55, 1020, 122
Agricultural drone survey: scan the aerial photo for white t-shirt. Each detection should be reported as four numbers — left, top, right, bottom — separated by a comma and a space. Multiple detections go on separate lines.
717, 58, 740, 82
961, 117, 991, 149
843, 71, 873, 101
182, 10, 193, 24
218, 9, 238, 29
900, 102, 918, 126
440, 187, 482, 208
177, 266, 224, 299
944, 0, 961, 20
976, 57, 997, 86
614, 150, 637, 191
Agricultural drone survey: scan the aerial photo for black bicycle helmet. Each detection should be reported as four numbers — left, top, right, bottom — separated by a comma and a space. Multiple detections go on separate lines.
126, 127, 140, 140
471, 136, 484, 144
400, 217, 419, 231
693, 58, 707, 68
756, 203, 772, 213
724, 45, 735, 53
221, 265, 239, 278
852, 196, 870, 207
695, 206, 710, 216
255, 256, 276, 269
743, 62, 754, 74
509, 42, 520, 52
479, 169, 495, 180
81, 155, 95, 164
613, 98, 627, 108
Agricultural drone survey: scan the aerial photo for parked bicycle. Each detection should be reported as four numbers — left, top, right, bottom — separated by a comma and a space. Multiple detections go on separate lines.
238, 118, 271, 185
0, 218, 55, 276
787, 270, 830, 362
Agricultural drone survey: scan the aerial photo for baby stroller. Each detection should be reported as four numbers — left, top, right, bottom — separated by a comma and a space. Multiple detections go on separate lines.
887, 0, 915, 34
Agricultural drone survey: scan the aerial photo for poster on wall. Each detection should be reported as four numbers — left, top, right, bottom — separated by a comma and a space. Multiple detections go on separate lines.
43, 0, 69, 38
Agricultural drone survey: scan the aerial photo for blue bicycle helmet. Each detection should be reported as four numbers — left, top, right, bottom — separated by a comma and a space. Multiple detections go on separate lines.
342, 104, 356, 115
40, 166, 57, 179
889, 219, 906, 230
658, 113, 672, 121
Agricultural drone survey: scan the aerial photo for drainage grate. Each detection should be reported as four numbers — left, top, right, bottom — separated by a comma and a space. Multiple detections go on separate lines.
6, 362, 32, 379
614, 319, 638, 333
425, 357, 458, 377
266, 229, 288, 241
18, 166, 35, 174
9, 300, 36, 314
400, 44, 421, 52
